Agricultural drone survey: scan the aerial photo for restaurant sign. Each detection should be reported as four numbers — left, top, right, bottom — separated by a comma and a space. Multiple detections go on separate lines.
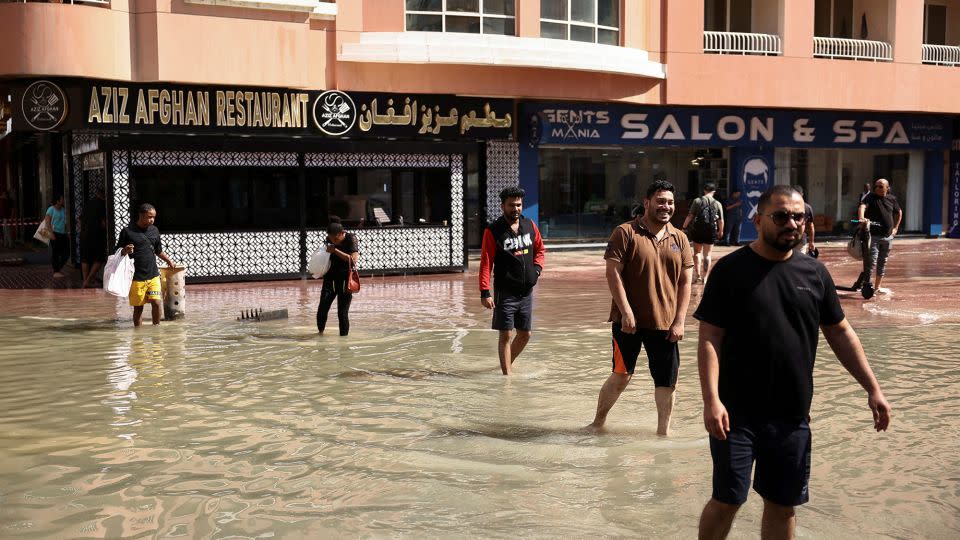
11, 79, 513, 140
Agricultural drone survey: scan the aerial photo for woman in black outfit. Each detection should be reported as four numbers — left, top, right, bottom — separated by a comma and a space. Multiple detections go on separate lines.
317, 220, 359, 336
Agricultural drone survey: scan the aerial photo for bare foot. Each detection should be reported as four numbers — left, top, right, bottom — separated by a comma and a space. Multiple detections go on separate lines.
53, 272, 64, 278
583, 423, 606, 434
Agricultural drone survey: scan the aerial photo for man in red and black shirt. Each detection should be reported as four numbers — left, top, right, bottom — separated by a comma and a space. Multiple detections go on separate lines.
479, 187, 546, 375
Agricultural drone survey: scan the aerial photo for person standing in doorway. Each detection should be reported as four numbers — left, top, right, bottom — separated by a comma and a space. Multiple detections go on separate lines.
694, 185, 891, 539
116, 203, 176, 326
44, 195, 69, 278
80, 188, 108, 288
587, 180, 694, 435
479, 187, 546, 376
317, 217, 359, 336
722, 189, 743, 246
857, 178, 902, 295
683, 183, 724, 283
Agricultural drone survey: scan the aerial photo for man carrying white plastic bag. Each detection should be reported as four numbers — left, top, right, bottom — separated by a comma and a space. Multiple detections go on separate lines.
104, 248, 135, 297
109, 203, 177, 326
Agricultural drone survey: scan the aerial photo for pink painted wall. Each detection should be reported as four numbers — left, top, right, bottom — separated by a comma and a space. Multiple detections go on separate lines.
0, 4, 134, 80
664, 0, 960, 112
3, 0, 960, 113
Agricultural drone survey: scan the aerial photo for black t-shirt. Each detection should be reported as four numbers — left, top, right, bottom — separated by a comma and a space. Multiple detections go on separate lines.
693, 246, 846, 420
861, 192, 901, 237
325, 233, 359, 282
116, 225, 162, 281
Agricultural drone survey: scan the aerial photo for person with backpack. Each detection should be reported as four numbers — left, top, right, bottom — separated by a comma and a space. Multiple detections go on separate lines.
683, 183, 724, 283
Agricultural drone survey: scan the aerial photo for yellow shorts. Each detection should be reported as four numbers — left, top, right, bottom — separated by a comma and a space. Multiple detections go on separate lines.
129, 276, 162, 307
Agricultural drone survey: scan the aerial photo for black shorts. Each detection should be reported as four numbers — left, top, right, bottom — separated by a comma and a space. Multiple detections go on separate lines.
689, 231, 716, 245
610, 323, 679, 387
710, 417, 812, 507
492, 289, 533, 331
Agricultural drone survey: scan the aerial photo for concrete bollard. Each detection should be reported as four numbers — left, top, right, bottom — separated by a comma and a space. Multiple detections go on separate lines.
159, 266, 187, 320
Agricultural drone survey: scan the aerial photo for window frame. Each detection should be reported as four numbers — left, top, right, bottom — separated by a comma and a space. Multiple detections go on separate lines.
540, 1, 621, 45
405, 1, 516, 36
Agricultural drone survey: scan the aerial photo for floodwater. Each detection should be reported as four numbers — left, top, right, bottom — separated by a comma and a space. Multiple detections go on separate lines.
1, 240, 959, 538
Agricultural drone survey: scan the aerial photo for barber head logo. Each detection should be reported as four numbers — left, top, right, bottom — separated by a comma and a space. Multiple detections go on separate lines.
312, 90, 356, 136
21, 81, 68, 131
742, 157, 770, 219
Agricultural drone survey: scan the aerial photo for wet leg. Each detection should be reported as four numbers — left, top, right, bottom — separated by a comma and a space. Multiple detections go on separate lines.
698, 498, 740, 540
510, 330, 531, 363
133, 306, 144, 327
760, 499, 796, 539
655, 386, 676, 436
316, 283, 336, 334
150, 300, 162, 325
336, 291, 353, 336
498, 330, 513, 375
588, 373, 632, 429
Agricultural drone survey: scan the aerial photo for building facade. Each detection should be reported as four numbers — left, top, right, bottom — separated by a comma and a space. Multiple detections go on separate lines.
2, 0, 959, 281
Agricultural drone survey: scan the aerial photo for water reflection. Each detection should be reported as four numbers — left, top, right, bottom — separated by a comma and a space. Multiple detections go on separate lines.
0, 242, 958, 538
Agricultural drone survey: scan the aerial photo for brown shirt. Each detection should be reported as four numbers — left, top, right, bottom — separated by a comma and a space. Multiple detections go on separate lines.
605, 220, 694, 330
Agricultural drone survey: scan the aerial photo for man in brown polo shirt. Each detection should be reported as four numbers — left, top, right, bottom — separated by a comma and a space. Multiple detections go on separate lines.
587, 180, 694, 436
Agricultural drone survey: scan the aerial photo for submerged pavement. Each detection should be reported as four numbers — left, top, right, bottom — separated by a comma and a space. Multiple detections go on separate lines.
0, 238, 958, 330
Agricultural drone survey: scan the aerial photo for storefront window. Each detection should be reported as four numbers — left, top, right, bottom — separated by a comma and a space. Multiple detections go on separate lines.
306, 167, 452, 229
134, 166, 299, 232
538, 146, 726, 240
776, 148, 912, 233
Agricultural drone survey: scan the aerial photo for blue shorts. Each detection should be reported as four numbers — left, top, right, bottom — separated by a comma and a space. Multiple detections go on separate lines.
611, 323, 679, 387
492, 289, 533, 331
710, 417, 812, 507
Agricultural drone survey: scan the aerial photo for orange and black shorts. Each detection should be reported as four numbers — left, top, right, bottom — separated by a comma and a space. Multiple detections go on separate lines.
611, 323, 679, 387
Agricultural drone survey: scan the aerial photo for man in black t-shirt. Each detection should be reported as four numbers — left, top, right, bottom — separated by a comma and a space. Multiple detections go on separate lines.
694, 185, 891, 539
116, 203, 176, 326
858, 178, 902, 294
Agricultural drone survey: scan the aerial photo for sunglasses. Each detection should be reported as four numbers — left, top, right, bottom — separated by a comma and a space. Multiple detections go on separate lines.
765, 211, 806, 226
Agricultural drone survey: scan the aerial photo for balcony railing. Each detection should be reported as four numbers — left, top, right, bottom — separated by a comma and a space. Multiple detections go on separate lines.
922, 44, 960, 66
704, 31, 782, 55
813, 37, 892, 61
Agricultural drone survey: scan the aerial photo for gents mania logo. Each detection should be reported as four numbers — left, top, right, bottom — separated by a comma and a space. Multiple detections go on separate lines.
22, 81, 68, 131
313, 90, 356, 136
542, 108, 609, 141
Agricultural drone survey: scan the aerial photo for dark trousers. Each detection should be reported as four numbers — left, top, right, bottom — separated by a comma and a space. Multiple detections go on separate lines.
317, 279, 353, 336
51, 232, 70, 272
724, 219, 741, 246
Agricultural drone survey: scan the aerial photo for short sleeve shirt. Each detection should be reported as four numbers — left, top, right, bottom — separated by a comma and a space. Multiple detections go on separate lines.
325, 232, 359, 282
46, 205, 67, 234
693, 247, 846, 420
861, 193, 902, 237
605, 220, 694, 330
689, 196, 724, 225
117, 225, 162, 281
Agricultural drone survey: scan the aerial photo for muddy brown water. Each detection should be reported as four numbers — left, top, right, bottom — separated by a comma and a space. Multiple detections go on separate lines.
1, 240, 958, 538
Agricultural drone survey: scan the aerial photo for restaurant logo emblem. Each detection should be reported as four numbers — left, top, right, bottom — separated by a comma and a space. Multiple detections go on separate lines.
22, 80, 68, 131
313, 90, 356, 136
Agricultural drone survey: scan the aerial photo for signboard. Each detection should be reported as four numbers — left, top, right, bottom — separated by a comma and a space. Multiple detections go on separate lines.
949, 141, 960, 238
9, 79, 513, 141
521, 103, 949, 150
731, 147, 775, 242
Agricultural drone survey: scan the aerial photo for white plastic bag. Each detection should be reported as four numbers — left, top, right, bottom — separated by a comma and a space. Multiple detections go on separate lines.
307, 249, 331, 278
33, 220, 54, 245
846, 231, 864, 261
103, 248, 135, 297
